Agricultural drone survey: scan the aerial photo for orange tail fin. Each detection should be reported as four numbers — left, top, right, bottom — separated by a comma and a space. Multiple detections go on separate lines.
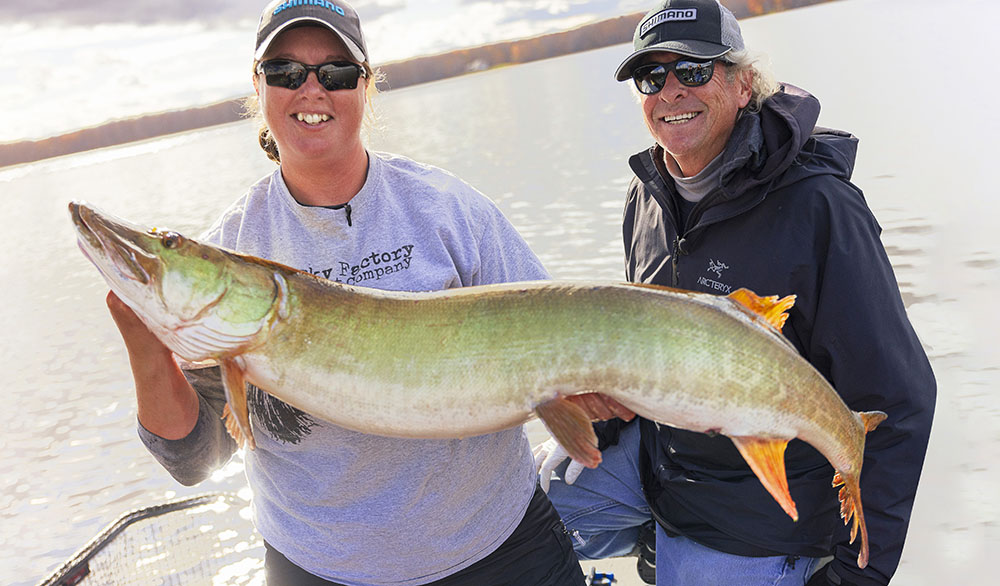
833, 409, 888, 568
833, 471, 870, 568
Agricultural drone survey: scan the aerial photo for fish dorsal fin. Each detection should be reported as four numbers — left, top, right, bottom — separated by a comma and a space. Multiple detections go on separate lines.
727, 288, 796, 332
860, 410, 888, 433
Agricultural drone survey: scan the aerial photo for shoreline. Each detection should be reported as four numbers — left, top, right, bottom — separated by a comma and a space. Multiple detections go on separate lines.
0, 0, 832, 168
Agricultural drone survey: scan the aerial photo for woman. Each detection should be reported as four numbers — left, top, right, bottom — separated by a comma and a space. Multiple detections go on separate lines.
107, 1, 585, 584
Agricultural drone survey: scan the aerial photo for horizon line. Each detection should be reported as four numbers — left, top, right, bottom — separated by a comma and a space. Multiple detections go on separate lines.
0, 0, 832, 168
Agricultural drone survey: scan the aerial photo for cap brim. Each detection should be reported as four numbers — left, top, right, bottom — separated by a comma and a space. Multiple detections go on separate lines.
254, 17, 367, 63
614, 42, 731, 81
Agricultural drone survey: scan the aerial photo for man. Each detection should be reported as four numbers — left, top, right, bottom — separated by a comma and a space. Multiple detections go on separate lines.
534, 1, 936, 584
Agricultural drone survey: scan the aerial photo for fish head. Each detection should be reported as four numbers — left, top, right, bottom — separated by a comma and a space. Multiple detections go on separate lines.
70, 202, 284, 361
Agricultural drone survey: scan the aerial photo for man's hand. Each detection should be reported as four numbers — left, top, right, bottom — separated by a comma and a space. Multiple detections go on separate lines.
533, 437, 587, 492
563, 393, 636, 422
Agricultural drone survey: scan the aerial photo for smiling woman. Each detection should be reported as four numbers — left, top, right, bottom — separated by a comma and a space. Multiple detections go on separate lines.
99, 1, 588, 585
243, 34, 380, 169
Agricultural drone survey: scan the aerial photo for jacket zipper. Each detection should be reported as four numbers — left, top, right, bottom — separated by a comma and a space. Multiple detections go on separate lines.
671, 236, 681, 286
671, 234, 690, 287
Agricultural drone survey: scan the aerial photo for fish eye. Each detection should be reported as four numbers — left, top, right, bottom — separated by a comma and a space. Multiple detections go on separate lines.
160, 231, 183, 249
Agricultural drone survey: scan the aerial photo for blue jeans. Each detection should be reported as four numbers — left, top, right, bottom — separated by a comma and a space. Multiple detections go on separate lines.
545, 422, 821, 585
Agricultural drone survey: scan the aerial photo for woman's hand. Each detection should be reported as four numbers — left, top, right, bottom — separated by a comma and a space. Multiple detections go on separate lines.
106, 291, 200, 439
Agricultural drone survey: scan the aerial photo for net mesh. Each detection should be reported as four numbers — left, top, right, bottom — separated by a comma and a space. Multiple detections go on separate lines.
38, 493, 264, 586
718, 2, 746, 52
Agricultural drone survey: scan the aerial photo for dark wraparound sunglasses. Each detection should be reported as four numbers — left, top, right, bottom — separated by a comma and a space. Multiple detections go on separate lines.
256, 59, 367, 91
631, 59, 720, 94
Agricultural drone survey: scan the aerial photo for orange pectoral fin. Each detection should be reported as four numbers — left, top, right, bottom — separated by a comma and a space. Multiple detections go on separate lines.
727, 288, 796, 332
220, 358, 255, 450
730, 436, 798, 521
536, 397, 601, 468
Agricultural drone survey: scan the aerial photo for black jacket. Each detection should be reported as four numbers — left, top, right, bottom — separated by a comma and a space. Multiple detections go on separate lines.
601, 85, 936, 585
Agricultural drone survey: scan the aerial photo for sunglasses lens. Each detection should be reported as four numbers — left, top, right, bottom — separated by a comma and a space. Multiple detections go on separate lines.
675, 61, 714, 86
634, 65, 667, 95
262, 60, 307, 89
318, 63, 360, 91
632, 60, 715, 94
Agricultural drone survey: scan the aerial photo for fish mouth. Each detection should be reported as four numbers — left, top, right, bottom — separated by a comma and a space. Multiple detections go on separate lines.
69, 201, 157, 285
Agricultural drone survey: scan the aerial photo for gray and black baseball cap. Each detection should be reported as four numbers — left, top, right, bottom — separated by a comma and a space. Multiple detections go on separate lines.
615, 0, 744, 81
255, 0, 369, 64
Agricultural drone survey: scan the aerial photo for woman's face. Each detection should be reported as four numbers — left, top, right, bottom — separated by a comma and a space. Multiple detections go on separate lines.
254, 26, 368, 165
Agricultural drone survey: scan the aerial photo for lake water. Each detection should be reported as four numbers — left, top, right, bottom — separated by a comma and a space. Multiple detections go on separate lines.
2, 0, 997, 584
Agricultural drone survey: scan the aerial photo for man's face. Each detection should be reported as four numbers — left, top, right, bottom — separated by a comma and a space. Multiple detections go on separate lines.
638, 51, 751, 176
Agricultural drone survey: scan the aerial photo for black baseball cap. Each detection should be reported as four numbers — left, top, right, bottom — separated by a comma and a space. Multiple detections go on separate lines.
255, 0, 369, 64
615, 0, 744, 81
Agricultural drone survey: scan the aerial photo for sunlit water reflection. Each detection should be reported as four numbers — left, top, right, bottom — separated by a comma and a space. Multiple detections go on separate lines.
1, 1, 996, 584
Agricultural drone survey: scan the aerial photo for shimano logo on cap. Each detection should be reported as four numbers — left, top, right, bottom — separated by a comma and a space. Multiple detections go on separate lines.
640, 8, 697, 36
273, 0, 346, 17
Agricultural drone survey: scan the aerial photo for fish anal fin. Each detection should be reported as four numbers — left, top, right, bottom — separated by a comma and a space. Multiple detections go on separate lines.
536, 397, 601, 468
859, 410, 888, 433
220, 358, 256, 450
730, 436, 798, 521
727, 288, 796, 332
832, 471, 871, 568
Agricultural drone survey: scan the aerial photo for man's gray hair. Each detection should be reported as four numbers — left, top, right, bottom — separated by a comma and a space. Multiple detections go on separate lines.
723, 49, 781, 113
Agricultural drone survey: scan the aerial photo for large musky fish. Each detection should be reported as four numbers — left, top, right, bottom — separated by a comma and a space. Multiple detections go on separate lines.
70, 201, 885, 568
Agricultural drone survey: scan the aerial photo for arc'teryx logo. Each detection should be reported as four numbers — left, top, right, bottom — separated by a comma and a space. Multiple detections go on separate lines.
698, 259, 732, 293
707, 259, 728, 278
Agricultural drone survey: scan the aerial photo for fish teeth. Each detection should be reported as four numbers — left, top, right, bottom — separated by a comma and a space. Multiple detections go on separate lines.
296, 113, 330, 125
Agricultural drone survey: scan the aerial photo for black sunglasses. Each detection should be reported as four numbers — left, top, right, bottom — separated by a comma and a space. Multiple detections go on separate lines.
631, 59, 719, 94
256, 59, 367, 91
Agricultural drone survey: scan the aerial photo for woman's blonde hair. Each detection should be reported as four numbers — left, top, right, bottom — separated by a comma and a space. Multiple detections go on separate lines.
243, 61, 381, 164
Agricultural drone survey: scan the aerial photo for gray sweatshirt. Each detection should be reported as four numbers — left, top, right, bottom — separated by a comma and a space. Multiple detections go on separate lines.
138, 151, 550, 585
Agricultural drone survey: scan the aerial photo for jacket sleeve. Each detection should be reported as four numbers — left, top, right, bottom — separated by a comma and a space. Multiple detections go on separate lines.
137, 366, 238, 486
803, 180, 936, 585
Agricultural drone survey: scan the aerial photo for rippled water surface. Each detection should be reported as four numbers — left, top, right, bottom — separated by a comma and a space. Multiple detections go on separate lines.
2, 1, 997, 584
